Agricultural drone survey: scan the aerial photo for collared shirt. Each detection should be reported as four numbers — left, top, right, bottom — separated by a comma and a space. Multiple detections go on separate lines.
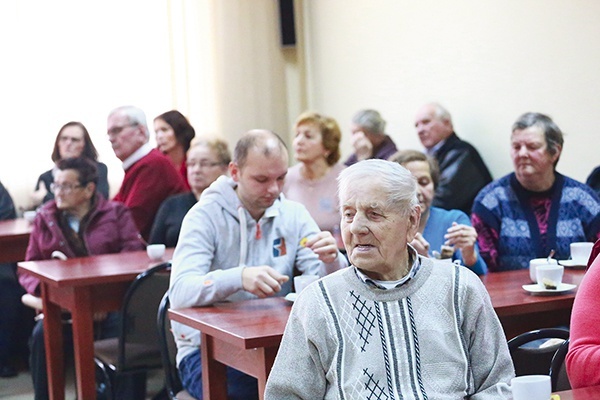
425, 138, 446, 157
122, 142, 153, 171
354, 245, 421, 289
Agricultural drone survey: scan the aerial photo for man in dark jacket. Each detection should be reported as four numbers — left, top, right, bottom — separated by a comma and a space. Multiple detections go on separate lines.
415, 103, 492, 214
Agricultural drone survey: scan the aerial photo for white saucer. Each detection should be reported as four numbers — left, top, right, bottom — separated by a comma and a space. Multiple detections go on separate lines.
284, 293, 297, 302
558, 259, 587, 268
522, 283, 577, 295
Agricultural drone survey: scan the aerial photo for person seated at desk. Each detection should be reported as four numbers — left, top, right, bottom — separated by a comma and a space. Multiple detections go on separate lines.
283, 111, 345, 241
150, 138, 230, 247
390, 150, 487, 275
154, 110, 196, 189
0, 181, 33, 378
265, 159, 514, 399
472, 112, 600, 272
344, 109, 398, 166
17, 157, 144, 400
30, 121, 109, 208
169, 130, 348, 400
566, 238, 600, 388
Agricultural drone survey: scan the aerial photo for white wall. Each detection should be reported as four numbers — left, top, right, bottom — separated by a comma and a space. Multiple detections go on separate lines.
303, 0, 600, 182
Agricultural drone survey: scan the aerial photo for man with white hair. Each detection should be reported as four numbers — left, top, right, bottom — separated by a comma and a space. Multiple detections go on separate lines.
415, 102, 492, 214
344, 109, 398, 166
108, 105, 187, 240
265, 159, 513, 399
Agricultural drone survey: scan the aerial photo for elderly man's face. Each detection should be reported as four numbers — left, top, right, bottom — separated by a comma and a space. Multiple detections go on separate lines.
414, 105, 452, 150
107, 113, 147, 161
340, 179, 420, 281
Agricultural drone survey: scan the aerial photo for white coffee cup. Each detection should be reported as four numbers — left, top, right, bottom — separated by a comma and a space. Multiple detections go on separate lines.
23, 210, 37, 223
293, 275, 319, 294
570, 242, 594, 265
536, 264, 564, 290
496, 375, 551, 400
146, 244, 166, 260
529, 258, 558, 283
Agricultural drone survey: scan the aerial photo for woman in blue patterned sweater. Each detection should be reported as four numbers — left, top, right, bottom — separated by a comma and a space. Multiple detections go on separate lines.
472, 112, 600, 272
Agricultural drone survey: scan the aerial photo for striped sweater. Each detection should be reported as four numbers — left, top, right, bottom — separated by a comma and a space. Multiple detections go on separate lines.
265, 257, 514, 399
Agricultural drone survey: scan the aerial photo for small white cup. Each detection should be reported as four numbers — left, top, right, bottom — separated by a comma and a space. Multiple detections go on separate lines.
23, 210, 37, 223
146, 244, 166, 260
293, 275, 319, 294
570, 242, 594, 265
529, 258, 558, 283
536, 264, 564, 290
496, 375, 551, 400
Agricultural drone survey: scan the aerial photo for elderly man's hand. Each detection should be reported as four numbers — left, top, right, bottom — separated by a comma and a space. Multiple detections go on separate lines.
444, 222, 478, 266
305, 231, 339, 264
410, 232, 430, 257
242, 266, 289, 298
351, 131, 373, 161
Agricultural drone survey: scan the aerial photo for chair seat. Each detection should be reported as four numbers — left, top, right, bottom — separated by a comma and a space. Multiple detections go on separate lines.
175, 389, 196, 400
94, 338, 163, 371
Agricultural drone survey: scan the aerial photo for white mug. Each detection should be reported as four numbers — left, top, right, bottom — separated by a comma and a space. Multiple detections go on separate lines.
294, 275, 319, 294
147, 244, 166, 260
496, 375, 551, 400
529, 258, 558, 283
570, 242, 594, 265
536, 264, 564, 290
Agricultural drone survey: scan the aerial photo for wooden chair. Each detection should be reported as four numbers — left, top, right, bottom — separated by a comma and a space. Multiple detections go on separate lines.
156, 293, 195, 400
93, 262, 171, 400
550, 338, 570, 391
507, 328, 570, 377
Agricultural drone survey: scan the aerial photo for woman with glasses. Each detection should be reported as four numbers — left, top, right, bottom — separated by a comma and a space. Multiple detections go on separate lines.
150, 138, 230, 247
30, 121, 109, 208
18, 157, 143, 400
154, 110, 196, 189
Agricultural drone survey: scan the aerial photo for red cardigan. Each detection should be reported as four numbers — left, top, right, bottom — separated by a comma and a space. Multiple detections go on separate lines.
113, 149, 187, 240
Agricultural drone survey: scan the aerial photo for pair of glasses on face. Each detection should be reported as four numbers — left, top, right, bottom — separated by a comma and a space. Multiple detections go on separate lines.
50, 183, 84, 194
186, 161, 223, 169
107, 123, 138, 137
58, 136, 83, 143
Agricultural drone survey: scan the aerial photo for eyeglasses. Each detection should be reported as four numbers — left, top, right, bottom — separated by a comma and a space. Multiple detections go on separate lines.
186, 160, 223, 169
107, 123, 138, 137
50, 183, 84, 194
59, 136, 83, 143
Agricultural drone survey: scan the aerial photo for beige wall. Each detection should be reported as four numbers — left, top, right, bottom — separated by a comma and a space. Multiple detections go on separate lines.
302, 0, 600, 182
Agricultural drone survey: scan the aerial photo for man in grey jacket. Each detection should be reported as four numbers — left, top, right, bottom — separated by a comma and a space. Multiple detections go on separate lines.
169, 129, 348, 399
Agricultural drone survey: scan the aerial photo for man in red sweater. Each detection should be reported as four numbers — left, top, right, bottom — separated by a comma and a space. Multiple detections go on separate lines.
108, 105, 187, 240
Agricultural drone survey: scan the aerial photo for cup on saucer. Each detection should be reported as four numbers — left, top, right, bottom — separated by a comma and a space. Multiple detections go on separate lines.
570, 242, 594, 266
529, 258, 558, 283
147, 244, 166, 260
536, 264, 564, 290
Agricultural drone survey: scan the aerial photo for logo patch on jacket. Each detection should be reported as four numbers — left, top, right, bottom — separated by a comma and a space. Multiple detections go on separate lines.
273, 237, 287, 257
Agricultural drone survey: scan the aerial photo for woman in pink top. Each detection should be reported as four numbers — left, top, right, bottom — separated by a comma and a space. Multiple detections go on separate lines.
283, 111, 345, 247
566, 239, 600, 388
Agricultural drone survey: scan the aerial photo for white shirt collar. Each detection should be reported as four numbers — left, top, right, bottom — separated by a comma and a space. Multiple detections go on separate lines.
354, 244, 421, 289
122, 142, 153, 170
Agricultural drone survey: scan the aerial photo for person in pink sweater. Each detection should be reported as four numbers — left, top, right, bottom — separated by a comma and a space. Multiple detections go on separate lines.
566, 238, 600, 388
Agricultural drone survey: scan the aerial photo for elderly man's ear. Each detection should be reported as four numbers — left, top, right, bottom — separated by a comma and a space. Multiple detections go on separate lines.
407, 206, 421, 243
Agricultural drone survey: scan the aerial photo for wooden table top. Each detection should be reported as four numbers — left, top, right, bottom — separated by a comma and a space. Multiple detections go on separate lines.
481, 268, 585, 317
17, 248, 174, 287
555, 385, 600, 399
169, 297, 292, 349
0, 217, 32, 238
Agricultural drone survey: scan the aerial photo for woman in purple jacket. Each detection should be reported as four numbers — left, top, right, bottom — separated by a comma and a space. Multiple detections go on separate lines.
18, 157, 144, 400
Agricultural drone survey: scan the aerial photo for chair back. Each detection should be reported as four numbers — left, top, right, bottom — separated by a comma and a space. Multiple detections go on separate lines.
157, 293, 196, 400
550, 338, 570, 391
507, 328, 570, 377
118, 261, 171, 370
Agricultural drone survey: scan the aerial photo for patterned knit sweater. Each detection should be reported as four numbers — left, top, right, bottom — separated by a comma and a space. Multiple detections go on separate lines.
471, 173, 600, 272
265, 257, 514, 399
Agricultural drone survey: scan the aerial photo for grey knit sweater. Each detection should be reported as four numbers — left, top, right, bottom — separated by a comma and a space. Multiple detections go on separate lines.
265, 257, 514, 399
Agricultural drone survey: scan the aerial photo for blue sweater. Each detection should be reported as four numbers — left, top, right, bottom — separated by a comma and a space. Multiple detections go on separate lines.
423, 207, 487, 275
472, 173, 600, 271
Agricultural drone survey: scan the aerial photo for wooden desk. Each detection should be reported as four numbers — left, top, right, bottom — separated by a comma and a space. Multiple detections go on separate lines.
0, 218, 32, 263
555, 385, 600, 399
169, 297, 290, 400
17, 248, 174, 400
169, 268, 586, 399
482, 268, 585, 339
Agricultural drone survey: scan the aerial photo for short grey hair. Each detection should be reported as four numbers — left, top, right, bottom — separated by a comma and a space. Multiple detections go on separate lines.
352, 109, 386, 136
108, 105, 150, 139
338, 159, 419, 215
512, 112, 564, 165
429, 102, 453, 125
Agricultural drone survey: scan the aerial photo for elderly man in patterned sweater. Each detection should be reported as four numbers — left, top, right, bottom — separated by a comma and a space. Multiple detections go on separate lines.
265, 160, 514, 399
